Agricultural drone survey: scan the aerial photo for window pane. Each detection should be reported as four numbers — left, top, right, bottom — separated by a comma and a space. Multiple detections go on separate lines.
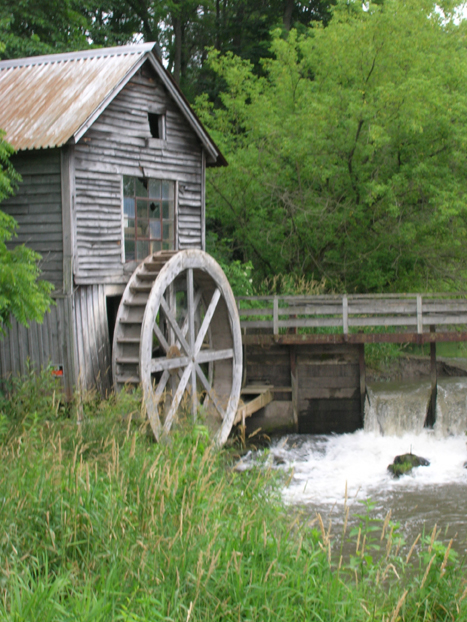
149, 201, 160, 218
150, 220, 161, 239
125, 219, 135, 234
137, 240, 149, 259
150, 240, 162, 253
124, 197, 135, 217
149, 179, 161, 198
162, 181, 174, 200
162, 200, 174, 219
125, 238, 135, 261
163, 222, 174, 240
137, 200, 148, 219
135, 178, 148, 197
124, 176, 134, 197
137, 219, 150, 238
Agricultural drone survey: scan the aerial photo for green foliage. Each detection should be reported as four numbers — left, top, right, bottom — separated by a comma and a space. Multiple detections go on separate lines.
199, 0, 467, 292
0, 374, 466, 620
0, 0, 91, 58
0, 130, 54, 332
0, 212, 54, 332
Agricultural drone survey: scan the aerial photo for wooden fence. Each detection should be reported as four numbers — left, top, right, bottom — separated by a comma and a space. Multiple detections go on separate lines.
236, 293, 467, 337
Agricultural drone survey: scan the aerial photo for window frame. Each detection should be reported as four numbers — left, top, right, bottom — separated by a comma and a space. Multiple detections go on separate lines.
121, 175, 177, 263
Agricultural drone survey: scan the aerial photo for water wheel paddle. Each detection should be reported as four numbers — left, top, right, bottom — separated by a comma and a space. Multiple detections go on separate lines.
112, 250, 242, 445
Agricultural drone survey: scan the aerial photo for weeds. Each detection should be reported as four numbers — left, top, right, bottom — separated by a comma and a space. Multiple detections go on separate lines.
0, 372, 466, 620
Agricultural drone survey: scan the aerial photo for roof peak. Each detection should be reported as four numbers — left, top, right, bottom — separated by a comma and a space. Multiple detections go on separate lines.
0, 42, 157, 70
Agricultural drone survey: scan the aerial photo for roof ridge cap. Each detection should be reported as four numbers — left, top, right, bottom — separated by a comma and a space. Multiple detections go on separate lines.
0, 42, 157, 70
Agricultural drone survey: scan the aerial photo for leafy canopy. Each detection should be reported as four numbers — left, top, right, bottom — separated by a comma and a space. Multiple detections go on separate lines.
199, 0, 467, 292
0, 130, 53, 333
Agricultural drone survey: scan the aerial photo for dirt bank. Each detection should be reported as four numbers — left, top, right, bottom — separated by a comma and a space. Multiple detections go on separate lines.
367, 355, 467, 383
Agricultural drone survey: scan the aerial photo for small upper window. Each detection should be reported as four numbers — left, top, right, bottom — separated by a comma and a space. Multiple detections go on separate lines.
148, 112, 165, 140
123, 175, 175, 262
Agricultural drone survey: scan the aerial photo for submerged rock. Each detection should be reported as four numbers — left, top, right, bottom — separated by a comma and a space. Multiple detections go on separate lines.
388, 453, 430, 478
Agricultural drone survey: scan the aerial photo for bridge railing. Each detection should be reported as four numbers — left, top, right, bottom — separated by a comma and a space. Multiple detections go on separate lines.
236, 293, 467, 336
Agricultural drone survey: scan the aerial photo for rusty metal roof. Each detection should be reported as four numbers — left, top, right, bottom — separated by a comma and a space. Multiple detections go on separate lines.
0, 43, 226, 166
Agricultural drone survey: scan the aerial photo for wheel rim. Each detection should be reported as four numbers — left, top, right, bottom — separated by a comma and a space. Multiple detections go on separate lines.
140, 250, 242, 446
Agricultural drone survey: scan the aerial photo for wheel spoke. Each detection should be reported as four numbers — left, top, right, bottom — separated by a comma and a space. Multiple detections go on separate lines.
150, 355, 191, 373
167, 283, 176, 346
187, 268, 195, 351
194, 288, 221, 357
160, 295, 191, 355
144, 369, 170, 436
196, 348, 233, 364
153, 322, 169, 352
163, 363, 192, 432
191, 366, 198, 419
195, 362, 226, 420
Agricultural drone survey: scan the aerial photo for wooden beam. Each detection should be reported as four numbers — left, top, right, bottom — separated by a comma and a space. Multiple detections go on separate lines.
359, 343, 366, 427
234, 389, 273, 425
242, 331, 467, 346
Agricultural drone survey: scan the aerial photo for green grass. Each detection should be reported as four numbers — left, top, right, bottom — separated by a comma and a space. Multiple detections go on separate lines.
0, 370, 466, 620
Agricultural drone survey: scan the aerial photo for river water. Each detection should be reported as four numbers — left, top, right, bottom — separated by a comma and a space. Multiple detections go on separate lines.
241, 377, 467, 552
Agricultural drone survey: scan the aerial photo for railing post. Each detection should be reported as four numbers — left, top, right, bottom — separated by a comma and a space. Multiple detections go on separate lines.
273, 296, 279, 336
343, 295, 348, 335
417, 294, 423, 334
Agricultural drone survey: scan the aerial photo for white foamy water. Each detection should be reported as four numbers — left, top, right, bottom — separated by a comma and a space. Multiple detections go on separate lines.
240, 376, 467, 545
272, 431, 467, 506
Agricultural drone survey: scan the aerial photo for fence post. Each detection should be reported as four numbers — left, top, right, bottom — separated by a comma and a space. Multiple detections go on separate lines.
273, 296, 279, 336
343, 295, 349, 335
417, 294, 423, 334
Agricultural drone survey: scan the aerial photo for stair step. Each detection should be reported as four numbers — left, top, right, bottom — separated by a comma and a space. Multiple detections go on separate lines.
116, 375, 140, 384
120, 319, 143, 325
117, 337, 141, 344
131, 284, 153, 293
116, 357, 139, 365
137, 273, 160, 281
124, 299, 148, 307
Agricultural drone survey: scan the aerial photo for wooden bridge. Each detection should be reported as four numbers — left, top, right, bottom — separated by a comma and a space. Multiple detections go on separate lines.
235, 294, 467, 435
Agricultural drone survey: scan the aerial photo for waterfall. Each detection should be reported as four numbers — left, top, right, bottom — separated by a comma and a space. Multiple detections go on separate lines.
435, 377, 467, 436
364, 377, 467, 437
364, 380, 432, 436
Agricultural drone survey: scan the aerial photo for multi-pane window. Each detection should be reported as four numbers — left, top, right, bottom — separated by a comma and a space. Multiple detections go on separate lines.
123, 176, 175, 261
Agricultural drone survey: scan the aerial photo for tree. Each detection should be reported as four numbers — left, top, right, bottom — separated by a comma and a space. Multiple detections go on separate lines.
197, 0, 467, 292
0, 0, 333, 102
0, 130, 53, 333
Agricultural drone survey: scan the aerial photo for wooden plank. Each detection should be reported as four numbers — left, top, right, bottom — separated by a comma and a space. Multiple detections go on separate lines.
234, 389, 273, 424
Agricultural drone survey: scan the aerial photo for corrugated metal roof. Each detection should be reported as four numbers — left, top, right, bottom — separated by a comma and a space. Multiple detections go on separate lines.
0, 43, 226, 166
0, 43, 157, 151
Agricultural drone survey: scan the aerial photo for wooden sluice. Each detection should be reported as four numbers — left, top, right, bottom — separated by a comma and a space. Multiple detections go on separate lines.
236, 294, 467, 434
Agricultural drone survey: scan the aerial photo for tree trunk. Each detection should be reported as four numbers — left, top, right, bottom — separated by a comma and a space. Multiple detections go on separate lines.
172, 14, 182, 84
283, 0, 294, 31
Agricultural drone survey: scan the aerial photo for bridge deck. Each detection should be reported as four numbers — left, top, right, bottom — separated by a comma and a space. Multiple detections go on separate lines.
237, 293, 467, 344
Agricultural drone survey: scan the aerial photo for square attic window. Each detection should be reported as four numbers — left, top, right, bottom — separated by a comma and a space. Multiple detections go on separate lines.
148, 112, 165, 140
123, 175, 175, 262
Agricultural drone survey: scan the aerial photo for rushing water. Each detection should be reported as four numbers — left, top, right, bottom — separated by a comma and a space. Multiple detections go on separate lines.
240, 376, 467, 551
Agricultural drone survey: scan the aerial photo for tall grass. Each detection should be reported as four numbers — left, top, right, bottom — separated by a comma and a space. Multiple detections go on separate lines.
0, 371, 466, 620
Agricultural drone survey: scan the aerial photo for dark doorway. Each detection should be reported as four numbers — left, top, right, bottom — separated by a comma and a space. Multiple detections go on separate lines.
106, 295, 122, 357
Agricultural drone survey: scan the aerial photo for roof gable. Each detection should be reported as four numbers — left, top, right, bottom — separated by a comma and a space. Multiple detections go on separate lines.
0, 44, 226, 166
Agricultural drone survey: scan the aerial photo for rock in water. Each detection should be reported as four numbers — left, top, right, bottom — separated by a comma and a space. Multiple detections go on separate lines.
388, 453, 430, 478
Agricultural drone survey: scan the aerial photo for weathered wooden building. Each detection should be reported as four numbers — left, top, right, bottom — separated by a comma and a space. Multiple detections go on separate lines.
0, 43, 226, 397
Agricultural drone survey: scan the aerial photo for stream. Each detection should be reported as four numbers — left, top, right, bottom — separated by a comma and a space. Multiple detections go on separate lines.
240, 376, 467, 553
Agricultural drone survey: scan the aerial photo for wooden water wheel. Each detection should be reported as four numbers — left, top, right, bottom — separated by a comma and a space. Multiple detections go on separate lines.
112, 249, 243, 446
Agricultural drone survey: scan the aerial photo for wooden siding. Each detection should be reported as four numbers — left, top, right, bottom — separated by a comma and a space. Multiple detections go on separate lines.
0, 297, 76, 398
1, 149, 63, 290
73, 285, 112, 395
74, 62, 204, 285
